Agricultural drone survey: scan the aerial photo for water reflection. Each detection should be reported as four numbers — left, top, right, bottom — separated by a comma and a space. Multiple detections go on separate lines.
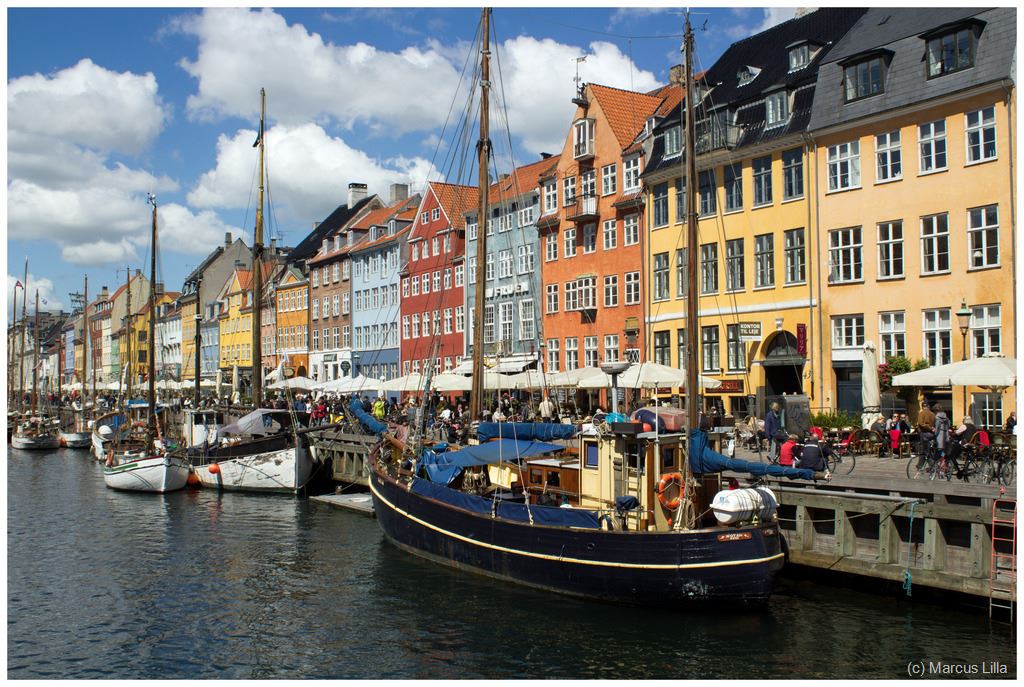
8, 448, 1016, 679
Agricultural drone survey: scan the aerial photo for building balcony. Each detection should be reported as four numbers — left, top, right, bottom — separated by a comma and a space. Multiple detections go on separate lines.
565, 194, 599, 222
573, 140, 594, 161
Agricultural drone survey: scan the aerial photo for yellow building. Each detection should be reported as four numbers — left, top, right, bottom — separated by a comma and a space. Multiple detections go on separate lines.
118, 290, 176, 385
809, 7, 1016, 425
217, 268, 254, 374
643, 10, 866, 417
274, 265, 309, 378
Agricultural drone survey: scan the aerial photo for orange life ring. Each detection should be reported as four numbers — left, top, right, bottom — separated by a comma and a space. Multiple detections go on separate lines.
657, 472, 684, 511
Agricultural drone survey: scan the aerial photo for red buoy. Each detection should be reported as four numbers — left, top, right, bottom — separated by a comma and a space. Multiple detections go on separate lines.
642, 423, 653, 433
187, 472, 200, 487
208, 463, 221, 475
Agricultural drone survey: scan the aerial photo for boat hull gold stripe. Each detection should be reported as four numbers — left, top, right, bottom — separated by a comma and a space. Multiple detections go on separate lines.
370, 477, 784, 571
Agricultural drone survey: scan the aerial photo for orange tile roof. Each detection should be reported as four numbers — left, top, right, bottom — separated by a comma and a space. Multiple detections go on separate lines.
589, 83, 665, 149
351, 225, 411, 253
489, 156, 560, 203
349, 205, 397, 230
429, 182, 479, 230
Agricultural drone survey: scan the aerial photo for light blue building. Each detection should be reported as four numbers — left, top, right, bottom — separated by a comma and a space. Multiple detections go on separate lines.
349, 196, 418, 394
200, 301, 220, 378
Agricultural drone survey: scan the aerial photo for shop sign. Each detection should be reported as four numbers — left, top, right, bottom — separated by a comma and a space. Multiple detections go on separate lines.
706, 379, 743, 394
796, 323, 807, 356
738, 322, 761, 342
323, 353, 337, 362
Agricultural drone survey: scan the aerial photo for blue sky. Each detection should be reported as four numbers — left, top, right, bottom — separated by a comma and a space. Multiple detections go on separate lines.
5, 5, 798, 317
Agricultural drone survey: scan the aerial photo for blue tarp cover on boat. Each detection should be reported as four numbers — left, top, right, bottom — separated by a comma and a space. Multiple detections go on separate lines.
349, 399, 388, 436
419, 439, 566, 485
689, 429, 815, 480
476, 422, 577, 442
409, 477, 600, 529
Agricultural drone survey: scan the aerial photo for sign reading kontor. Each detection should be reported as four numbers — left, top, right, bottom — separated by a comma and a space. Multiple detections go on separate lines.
738, 322, 761, 342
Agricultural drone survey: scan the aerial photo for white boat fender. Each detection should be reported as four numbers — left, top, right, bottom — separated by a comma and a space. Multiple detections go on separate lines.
711, 487, 778, 525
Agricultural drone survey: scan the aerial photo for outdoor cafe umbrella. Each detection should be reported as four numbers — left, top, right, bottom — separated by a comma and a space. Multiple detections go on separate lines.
505, 369, 549, 390
891, 355, 1017, 390
268, 376, 317, 391
381, 372, 428, 393
551, 366, 609, 388
861, 342, 881, 426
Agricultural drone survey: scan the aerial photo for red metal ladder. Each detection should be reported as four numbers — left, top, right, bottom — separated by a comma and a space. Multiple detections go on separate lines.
990, 498, 1016, 621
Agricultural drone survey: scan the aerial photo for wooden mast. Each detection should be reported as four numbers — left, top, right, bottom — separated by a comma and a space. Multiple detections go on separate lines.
251, 88, 266, 407
469, 8, 491, 423
147, 196, 158, 454
682, 13, 699, 518
82, 275, 89, 412
124, 266, 132, 401
32, 289, 39, 416
9, 281, 19, 412
19, 260, 28, 413
194, 276, 202, 407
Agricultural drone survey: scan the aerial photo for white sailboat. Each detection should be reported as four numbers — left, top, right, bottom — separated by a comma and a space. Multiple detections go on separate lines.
60, 276, 93, 449
12, 288, 61, 450
189, 89, 315, 494
103, 195, 190, 493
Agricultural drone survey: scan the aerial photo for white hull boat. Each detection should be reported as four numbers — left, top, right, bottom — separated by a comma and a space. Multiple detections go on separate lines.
194, 445, 313, 494
103, 453, 191, 493
11, 432, 61, 450
60, 431, 92, 448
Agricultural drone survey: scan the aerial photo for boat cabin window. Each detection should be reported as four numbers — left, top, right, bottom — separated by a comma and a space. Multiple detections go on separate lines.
545, 470, 561, 488
529, 469, 544, 485
583, 441, 598, 469
625, 441, 643, 473
661, 447, 677, 470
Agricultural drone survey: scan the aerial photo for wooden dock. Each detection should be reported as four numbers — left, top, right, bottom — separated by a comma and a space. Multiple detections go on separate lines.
731, 454, 1016, 601
310, 492, 376, 517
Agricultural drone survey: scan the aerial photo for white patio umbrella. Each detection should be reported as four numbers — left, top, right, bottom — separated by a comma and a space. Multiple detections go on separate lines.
549, 366, 608, 387
381, 372, 428, 393
215, 369, 224, 392
231, 364, 240, 394
265, 362, 285, 383
200, 378, 217, 388
614, 362, 723, 390
861, 342, 882, 427
269, 375, 317, 391
320, 374, 378, 394
505, 369, 549, 390
430, 373, 474, 392
892, 355, 1017, 390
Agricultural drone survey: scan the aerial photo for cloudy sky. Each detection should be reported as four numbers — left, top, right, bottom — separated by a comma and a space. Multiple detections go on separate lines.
6, 5, 798, 317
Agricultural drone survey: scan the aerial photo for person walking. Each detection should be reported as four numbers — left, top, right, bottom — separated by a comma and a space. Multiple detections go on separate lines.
538, 395, 555, 423
765, 402, 782, 459
372, 396, 386, 421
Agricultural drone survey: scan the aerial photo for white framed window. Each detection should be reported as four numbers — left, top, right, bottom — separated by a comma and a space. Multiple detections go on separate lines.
919, 120, 947, 173
580, 170, 596, 199
412, 243, 419, 262
625, 271, 640, 305
312, 328, 319, 351
875, 130, 902, 182
544, 232, 558, 262
443, 269, 451, 290
624, 214, 639, 246
454, 264, 465, 287
467, 222, 478, 241
421, 211, 429, 225
602, 219, 617, 250
827, 141, 860, 191
484, 255, 494, 282
546, 338, 560, 373
332, 263, 340, 282
498, 303, 513, 342
562, 176, 576, 206
765, 90, 788, 127
700, 243, 718, 294
754, 234, 774, 288
564, 281, 578, 312
422, 311, 430, 337
498, 249, 513, 279
877, 221, 904, 280
342, 292, 350, 315
545, 284, 559, 314
724, 165, 742, 212
725, 239, 745, 292
312, 299, 319, 320
519, 300, 534, 340
920, 213, 949, 275
726, 324, 746, 372
675, 248, 687, 298
455, 305, 465, 333
517, 245, 534, 274
831, 314, 864, 349
970, 304, 1001, 358
584, 336, 599, 368
311, 270, 319, 288
783, 148, 803, 200
828, 227, 862, 284
972, 392, 1003, 429
663, 126, 681, 157
601, 164, 617, 195
564, 228, 577, 258
604, 334, 619, 363
467, 256, 476, 285
411, 314, 420, 338
968, 204, 999, 269
402, 316, 410, 339
652, 182, 669, 227
431, 208, 440, 221
654, 252, 670, 300
578, 276, 597, 310
542, 180, 557, 214
411, 276, 419, 296
922, 308, 951, 365
701, 326, 720, 372
342, 261, 350, 280
573, 118, 594, 158
583, 224, 597, 253
433, 270, 440, 292
789, 44, 810, 71
965, 107, 996, 164
879, 311, 905, 358
604, 275, 618, 308
623, 156, 640, 192
564, 337, 579, 370
421, 273, 430, 293
332, 295, 340, 316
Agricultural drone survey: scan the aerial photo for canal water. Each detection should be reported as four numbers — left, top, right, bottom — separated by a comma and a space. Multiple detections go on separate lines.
8, 448, 1016, 679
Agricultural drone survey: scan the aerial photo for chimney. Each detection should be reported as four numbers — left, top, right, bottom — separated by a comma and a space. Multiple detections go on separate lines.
348, 182, 368, 208
669, 64, 684, 86
155, 282, 165, 297
270, 237, 277, 251
540, 152, 553, 159
100, 286, 109, 299
389, 183, 409, 204
135, 268, 142, 277
313, 221, 320, 230
225, 231, 233, 247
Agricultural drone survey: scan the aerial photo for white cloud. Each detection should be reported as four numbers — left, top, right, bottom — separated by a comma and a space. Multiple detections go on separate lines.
156, 203, 243, 256
175, 8, 659, 158
8, 58, 168, 156
187, 123, 439, 222
60, 240, 139, 267
7, 273, 66, 313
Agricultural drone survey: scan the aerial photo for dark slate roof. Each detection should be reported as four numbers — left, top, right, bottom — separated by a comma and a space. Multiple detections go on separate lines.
808, 7, 1016, 131
288, 196, 374, 263
699, 8, 868, 107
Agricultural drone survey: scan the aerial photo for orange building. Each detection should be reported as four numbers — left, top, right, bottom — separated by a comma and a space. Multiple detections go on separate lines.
539, 82, 676, 376
274, 264, 309, 378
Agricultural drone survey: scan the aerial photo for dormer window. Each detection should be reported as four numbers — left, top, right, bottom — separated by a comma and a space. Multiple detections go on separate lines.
788, 44, 810, 71
737, 65, 761, 86
573, 118, 595, 159
346, 232, 353, 247
765, 90, 789, 127
388, 219, 396, 236
840, 50, 891, 102
645, 116, 657, 136
334, 235, 341, 251
663, 125, 681, 157
923, 20, 982, 78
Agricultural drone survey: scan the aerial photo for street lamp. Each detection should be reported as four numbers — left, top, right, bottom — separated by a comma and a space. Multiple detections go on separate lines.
955, 299, 972, 420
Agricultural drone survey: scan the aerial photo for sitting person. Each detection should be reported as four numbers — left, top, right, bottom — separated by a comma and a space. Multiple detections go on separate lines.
797, 435, 830, 473
778, 434, 801, 467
